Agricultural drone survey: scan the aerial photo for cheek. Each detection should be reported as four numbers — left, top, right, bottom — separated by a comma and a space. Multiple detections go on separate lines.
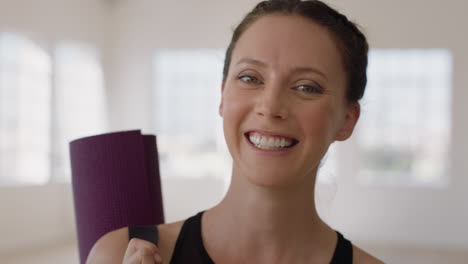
222, 90, 251, 141
298, 101, 340, 141
222, 91, 248, 123
221, 90, 254, 162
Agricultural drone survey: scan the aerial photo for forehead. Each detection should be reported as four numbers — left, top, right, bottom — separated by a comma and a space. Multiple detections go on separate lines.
232, 14, 345, 77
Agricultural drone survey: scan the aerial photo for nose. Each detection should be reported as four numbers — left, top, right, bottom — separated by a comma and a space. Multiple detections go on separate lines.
255, 85, 288, 120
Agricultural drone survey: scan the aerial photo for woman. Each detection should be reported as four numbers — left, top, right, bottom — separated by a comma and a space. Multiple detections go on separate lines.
88, 0, 383, 263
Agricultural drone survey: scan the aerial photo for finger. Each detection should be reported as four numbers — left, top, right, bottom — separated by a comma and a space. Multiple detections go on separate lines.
123, 238, 161, 264
154, 253, 163, 263
123, 240, 138, 262
130, 238, 160, 253
135, 247, 159, 264
141, 252, 157, 264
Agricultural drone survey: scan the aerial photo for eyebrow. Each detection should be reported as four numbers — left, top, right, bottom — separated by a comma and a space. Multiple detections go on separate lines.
236, 57, 328, 81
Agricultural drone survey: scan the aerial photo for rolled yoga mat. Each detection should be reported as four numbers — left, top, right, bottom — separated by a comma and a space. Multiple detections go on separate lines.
69, 130, 165, 264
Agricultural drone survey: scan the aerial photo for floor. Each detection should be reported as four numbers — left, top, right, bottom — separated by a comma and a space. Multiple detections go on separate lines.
3, 242, 79, 264
2, 241, 468, 264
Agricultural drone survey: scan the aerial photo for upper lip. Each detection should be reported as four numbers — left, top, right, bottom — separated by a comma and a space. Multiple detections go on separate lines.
245, 129, 299, 142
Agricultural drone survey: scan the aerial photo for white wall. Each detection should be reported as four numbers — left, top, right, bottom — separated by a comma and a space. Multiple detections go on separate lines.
0, 0, 109, 50
105, 0, 468, 251
0, 0, 110, 255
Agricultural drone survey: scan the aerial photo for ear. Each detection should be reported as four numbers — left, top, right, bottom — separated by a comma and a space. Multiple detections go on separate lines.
335, 102, 360, 141
219, 82, 226, 117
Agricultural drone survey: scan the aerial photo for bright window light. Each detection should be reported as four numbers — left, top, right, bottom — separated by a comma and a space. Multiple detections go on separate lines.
0, 33, 106, 186
356, 49, 452, 187
153, 49, 231, 184
53, 42, 108, 182
0, 33, 52, 185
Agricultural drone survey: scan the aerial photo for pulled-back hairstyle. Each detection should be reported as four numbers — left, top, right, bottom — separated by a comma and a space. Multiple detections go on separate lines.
222, 0, 369, 103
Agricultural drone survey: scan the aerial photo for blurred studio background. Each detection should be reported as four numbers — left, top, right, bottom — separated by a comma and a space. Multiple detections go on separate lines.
1, 0, 467, 263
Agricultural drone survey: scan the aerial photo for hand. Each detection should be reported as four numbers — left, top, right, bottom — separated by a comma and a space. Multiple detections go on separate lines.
123, 238, 163, 264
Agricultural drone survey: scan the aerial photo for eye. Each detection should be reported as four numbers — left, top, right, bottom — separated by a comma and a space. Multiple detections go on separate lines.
239, 75, 262, 85
295, 84, 323, 94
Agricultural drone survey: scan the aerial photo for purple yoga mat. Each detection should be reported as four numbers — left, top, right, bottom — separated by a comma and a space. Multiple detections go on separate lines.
69, 130, 164, 264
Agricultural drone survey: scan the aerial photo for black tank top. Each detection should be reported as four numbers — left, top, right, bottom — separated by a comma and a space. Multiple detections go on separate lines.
129, 211, 353, 264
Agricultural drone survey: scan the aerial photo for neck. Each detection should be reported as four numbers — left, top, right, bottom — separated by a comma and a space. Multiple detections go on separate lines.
203, 166, 335, 263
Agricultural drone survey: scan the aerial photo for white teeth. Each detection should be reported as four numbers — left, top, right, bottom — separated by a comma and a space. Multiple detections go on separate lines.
267, 137, 274, 146
248, 132, 295, 150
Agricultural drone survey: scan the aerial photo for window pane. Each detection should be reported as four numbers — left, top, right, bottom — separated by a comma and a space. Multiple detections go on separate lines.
356, 49, 452, 187
0, 33, 52, 185
53, 42, 108, 182
153, 50, 231, 184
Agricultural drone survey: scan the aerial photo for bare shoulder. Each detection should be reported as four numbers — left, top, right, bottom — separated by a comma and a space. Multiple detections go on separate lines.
85, 226, 129, 264
85, 220, 185, 264
353, 245, 385, 264
156, 220, 185, 263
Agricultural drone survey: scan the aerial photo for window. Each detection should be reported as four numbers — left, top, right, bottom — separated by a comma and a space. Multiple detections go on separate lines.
0, 33, 52, 185
356, 49, 452, 187
52, 42, 108, 182
0, 33, 107, 185
153, 49, 231, 186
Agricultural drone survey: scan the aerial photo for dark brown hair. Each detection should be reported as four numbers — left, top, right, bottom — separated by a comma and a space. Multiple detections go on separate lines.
222, 0, 369, 103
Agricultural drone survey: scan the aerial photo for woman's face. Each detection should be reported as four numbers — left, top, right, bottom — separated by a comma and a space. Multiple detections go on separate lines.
220, 14, 359, 188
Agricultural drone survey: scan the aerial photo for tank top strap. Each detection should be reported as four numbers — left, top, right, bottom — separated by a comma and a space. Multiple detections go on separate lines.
170, 211, 214, 264
329, 231, 353, 264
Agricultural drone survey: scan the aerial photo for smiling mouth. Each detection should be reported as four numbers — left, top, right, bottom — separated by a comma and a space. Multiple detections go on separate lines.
245, 131, 299, 151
